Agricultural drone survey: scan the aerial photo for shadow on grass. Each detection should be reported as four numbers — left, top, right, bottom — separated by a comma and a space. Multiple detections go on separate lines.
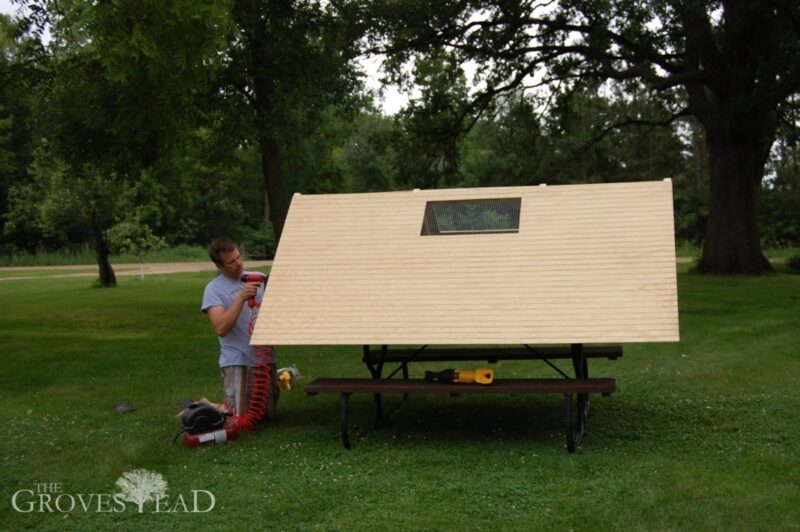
290, 394, 613, 451
284, 386, 771, 456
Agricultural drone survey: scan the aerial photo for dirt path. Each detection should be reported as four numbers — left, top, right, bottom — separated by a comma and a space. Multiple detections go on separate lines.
0, 261, 274, 281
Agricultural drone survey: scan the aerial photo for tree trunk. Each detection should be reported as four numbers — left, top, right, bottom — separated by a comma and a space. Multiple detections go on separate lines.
236, 0, 290, 244
697, 123, 772, 274
263, 188, 271, 226
90, 212, 117, 287
260, 136, 288, 242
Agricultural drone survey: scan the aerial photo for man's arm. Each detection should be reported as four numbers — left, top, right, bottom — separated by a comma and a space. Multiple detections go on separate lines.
206, 281, 260, 336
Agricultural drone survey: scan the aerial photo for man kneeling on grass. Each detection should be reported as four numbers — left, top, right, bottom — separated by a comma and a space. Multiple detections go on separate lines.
201, 238, 278, 421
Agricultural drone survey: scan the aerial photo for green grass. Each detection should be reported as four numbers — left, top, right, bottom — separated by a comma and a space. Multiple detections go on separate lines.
675, 242, 800, 261
0, 244, 210, 267
1, 269, 798, 530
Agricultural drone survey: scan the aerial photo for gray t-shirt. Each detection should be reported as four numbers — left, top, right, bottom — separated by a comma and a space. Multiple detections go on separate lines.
201, 271, 264, 367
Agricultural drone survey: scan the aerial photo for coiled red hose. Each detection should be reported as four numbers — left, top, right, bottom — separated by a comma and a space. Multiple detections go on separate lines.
223, 292, 273, 433
182, 279, 272, 447
225, 344, 273, 433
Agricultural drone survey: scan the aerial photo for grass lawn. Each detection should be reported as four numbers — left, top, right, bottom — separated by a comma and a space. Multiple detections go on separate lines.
1, 266, 798, 530
674, 243, 800, 261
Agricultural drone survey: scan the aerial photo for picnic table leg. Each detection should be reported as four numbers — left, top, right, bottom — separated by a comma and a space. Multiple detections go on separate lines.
340, 393, 352, 450
372, 393, 385, 429
574, 395, 586, 450
564, 392, 588, 453
363, 344, 381, 377
373, 345, 388, 428
565, 393, 576, 453
401, 362, 409, 404
571, 343, 591, 430
571, 343, 585, 379
363, 344, 386, 428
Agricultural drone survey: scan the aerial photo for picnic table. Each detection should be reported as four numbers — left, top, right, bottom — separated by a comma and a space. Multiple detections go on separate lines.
305, 344, 619, 452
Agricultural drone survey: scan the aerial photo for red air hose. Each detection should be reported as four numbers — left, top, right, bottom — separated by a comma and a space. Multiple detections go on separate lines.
183, 274, 272, 448
226, 345, 273, 433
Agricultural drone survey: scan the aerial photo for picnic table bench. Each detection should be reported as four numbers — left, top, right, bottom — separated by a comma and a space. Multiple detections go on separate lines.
305, 344, 620, 452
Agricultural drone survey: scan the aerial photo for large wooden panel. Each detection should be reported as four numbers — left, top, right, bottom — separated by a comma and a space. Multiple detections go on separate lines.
251, 180, 680, 345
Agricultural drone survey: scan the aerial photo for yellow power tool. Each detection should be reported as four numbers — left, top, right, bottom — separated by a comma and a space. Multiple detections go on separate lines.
424, 368, 494, 384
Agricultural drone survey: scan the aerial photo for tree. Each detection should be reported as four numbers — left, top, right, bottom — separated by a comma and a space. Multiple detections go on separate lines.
0, 12, 42, 252
15, 0, 230, 285
392, 51, 471, 189
165, 126, 267, 249
369, 0, 800, 273
338, 111, 397, 192
5, 144, 158, 286
461, 94, 546, 187
217, 0, 364, 242
460, 86, 687, 191
759, 132, 800, 247
107, 211, 166, 281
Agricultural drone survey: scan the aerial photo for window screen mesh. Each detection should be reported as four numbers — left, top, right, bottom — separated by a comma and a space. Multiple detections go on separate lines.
421, 198, 521, 236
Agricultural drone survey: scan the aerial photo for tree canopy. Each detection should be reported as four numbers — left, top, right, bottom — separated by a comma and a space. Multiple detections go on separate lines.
367, 0, 800, 273
1, 1, 799, 279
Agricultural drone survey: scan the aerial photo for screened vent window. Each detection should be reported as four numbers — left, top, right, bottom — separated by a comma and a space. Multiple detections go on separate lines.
421, 198, 521, 236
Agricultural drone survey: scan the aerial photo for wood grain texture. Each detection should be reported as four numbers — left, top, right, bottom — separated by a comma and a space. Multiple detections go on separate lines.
251, 180, 680, 345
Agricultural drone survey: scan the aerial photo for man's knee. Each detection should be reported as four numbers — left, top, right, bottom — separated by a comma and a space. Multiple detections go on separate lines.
221, 365, 248, 416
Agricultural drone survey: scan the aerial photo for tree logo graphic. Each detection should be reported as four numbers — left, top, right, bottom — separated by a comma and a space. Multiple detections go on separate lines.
115, 469, 168, 513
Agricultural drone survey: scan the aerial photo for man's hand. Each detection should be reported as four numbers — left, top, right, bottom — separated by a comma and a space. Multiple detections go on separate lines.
239, 281, 261, 302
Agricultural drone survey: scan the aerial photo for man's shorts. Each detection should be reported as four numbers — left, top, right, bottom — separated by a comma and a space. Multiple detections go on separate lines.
221, 363, 279, 420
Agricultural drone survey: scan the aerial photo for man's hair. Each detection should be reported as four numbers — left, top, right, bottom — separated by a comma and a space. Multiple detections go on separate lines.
209, 238, 238, 265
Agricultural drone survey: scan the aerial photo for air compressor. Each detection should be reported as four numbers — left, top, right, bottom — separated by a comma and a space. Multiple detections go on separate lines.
180, 346, 277, 448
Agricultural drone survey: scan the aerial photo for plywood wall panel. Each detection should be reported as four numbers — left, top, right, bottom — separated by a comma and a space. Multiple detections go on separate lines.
251, 180, 679, 345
